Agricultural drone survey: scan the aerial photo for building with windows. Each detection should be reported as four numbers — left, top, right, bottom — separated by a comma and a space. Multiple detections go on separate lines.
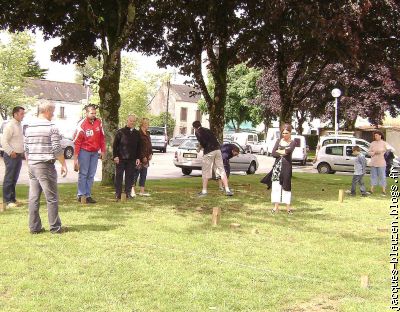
24, 79, 88, 137
149, 83, 209, 136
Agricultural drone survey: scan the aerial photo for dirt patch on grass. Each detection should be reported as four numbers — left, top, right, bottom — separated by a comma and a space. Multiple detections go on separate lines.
285, 296, 340, 312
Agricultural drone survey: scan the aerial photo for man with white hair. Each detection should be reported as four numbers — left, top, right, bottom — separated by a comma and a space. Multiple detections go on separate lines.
24, 100, 67, 234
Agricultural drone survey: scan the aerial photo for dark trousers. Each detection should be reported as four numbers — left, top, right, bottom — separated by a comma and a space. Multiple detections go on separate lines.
3, 153, 23, 204
115, 160, 135, 198
133, 165, 148, 187
351, 174, 366, 195
28, 162, 61, 232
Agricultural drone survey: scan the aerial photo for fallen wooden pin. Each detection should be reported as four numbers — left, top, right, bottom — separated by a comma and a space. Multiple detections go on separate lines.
0, 202, 4, 212
230, 223, 241, 229
360, 275, 369, 289
377, 227, 389, 232
212, 207, 221, 226
338, 189, 344, 203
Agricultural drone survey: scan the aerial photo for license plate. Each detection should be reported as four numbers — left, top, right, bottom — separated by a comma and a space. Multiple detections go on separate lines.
183, 153, 197, 159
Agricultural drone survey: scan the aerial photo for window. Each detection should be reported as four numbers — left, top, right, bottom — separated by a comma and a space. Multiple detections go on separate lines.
337, 139, 352, 144
322, 138, 336, 146
196, 110, 202, 121
180, 107, 187, 121
248, 134, 254, 142
59, 106, 65, 119
294, 138, 301, 147
346, 146, 354, 156
325, 146, 343, 156
356, 140, 370, 149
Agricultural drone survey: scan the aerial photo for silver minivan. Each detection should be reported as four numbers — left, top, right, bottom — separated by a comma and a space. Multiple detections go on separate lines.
313, 144, 371, 174
149, 126, 168, 153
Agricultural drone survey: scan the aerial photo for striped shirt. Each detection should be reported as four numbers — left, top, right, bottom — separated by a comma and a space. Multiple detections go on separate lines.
24, 117, 63, 165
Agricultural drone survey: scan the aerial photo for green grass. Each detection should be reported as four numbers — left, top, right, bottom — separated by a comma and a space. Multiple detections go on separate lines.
0, 173, 392, 311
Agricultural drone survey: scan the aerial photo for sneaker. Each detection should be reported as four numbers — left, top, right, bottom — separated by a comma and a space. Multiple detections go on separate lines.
86, 197, 97, 204
30, 227, 45, 234
365, 191, 372, 195
77, 196, 82, 203
349, 193, 356, 197
198, 192, 207, 197
131, 190, 136, 197
361, 193, 368, 197
225, 190, 234, 196
50, 227, 63, 234
139, 193, 150, 197
126, 194, 135, 200
6, 202, 17, 208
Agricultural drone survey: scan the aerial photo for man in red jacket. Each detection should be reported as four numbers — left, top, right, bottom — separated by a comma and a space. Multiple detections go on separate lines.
73, 105, 106, 203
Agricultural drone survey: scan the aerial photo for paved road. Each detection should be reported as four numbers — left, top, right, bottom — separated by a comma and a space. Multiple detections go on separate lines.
0, 147, 317, 185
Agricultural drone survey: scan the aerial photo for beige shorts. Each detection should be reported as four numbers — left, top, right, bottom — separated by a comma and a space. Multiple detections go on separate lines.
202, 150, 226, 180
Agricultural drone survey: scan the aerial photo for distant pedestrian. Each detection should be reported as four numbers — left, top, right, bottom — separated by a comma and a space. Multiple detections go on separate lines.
132, 118, 152, 197
1, 106, 25, 209
347, 146, 368, 197
73, 104, 106, 203
113, 115, 141, 201
192, 120, 233, 197
218, 143, 240, 191
24, 100, 67, 234
368, 130, 392, 196
261, 124, 296, 214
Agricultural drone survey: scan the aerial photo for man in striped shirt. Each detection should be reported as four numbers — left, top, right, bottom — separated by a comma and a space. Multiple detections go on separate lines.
24, 100, 67, 234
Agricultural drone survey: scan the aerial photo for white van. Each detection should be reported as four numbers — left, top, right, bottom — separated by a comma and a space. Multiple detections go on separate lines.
231, 132, 258, 150
264, 128, 281, 156
292, 135, 307, 165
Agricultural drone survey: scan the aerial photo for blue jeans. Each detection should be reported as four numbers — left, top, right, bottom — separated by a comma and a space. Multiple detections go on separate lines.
370, 166, 386, 188
351, 174, 366, 195
3, 153, 22, 204
133, 166, 148, 187
77, 149, 99, 197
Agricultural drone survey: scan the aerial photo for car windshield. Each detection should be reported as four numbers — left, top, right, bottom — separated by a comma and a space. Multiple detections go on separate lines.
180, 139, 198, 149
149, 127, 165, 135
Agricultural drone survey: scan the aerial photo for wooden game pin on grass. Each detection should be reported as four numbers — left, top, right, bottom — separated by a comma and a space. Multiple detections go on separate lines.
0, 202, 4, 212
121, 193, 127, 202
81, 196, 87, 204
338, 189, 344, 203
212, 207, 221, 226
360, 275, 369, 289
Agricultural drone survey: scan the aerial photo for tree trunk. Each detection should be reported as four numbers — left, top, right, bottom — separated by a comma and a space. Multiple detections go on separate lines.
208, 70, 227, 142
98, 50, 122, 185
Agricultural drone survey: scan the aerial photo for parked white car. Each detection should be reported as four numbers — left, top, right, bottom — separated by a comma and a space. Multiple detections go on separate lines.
149, 126, 168, 153
173, 139, 259, 175
292, 135, 308, 165
313, 144, 371, 174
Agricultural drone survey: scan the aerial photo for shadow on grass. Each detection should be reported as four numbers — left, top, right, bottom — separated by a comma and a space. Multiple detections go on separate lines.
66, 223, 122, 232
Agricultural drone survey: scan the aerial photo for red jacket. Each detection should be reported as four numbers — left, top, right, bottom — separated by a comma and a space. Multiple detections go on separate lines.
73, 117, 106, 156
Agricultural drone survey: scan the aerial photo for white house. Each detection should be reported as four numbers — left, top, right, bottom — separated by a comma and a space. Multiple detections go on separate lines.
149, 83, 209, 136
24, 79, 88, 138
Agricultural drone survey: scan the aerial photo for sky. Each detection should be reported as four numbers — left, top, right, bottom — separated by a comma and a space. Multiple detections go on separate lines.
33, 31, 186, 84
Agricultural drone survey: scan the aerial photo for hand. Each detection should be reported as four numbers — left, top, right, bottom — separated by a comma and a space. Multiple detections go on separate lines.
61, 165, 68, 177
114, 157, 119, 164
10, 151, 17, 159
100, 152, 105, 160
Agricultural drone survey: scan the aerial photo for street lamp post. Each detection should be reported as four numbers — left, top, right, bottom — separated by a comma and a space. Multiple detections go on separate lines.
165, 79, 171, 135
331, 88, 341, 137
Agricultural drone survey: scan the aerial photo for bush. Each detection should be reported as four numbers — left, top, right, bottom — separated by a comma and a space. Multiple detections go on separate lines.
304, 134, 318, 151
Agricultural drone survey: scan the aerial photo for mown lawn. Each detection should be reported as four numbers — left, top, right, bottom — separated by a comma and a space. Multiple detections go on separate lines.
0, 173, 392, 311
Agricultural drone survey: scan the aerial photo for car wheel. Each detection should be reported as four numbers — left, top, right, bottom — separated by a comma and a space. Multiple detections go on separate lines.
246, 161, 257, 174
162, 147, 167, 153
64, 146, 74, 159
169, 141, 174, 147
182, 168, 192, 175
317, 163, 332, 174
259, 148, 264, 155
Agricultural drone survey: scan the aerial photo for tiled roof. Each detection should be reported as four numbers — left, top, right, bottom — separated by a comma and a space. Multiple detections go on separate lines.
25, 79, 87, 103
170, 84, 201, 103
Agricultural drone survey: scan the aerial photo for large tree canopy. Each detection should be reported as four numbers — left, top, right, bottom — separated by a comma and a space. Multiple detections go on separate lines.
134, 0, 251, 141
0, 0, 142, 184
243, 0, 400, 126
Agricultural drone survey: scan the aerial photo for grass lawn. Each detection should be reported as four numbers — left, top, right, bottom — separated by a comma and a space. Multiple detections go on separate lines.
0, 173, 392, 311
